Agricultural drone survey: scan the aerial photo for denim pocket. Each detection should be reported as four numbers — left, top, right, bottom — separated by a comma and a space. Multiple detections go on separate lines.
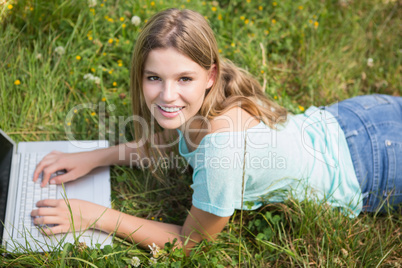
384, 140, 402, 206
358, 94, 391, 110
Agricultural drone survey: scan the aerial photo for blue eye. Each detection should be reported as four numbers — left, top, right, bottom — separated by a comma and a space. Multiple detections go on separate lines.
180, 77, 192, 82
148, 76, 160, 81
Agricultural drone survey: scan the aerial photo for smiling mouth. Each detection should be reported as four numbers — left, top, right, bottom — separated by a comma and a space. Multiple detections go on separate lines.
157, 105, 185, 113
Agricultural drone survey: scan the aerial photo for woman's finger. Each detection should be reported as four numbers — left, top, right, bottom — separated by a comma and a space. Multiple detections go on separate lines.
41, 225, 70, 236
36, 199, 60, 207
33, 216, 68, 225
40, 165, 63, 187
49, 171, 75, 185
31, 207, 59, 217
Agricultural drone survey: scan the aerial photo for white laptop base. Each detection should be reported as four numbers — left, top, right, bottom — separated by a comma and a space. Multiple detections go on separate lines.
2, 139, 113, 253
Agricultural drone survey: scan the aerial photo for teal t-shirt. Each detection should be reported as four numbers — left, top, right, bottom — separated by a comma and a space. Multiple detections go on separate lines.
177, 106, 363, 217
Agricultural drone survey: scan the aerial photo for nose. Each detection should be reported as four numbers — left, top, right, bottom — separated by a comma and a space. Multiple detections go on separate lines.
160, 81, 177, 102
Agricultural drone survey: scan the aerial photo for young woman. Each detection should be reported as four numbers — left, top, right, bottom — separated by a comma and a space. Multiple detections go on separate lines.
32, 8, 402, 253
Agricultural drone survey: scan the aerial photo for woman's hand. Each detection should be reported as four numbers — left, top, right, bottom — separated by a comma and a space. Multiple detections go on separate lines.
33, 151, 98, 187
31, 199, 106, 235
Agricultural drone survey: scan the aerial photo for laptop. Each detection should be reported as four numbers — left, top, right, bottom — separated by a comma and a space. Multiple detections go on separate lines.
0, 129, 113, 252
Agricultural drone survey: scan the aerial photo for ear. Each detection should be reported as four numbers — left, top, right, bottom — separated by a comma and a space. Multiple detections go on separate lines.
206, 64, 217, 89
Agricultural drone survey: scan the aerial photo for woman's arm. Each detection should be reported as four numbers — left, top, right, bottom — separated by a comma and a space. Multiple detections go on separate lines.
32, 200, 230, 255
34, 128, 179, 186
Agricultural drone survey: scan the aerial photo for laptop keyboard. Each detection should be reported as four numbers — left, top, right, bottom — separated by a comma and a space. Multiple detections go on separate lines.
17, 153, 61, 238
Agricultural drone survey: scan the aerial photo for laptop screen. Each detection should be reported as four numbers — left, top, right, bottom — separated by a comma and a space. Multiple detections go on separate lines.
0, 132, 13, 243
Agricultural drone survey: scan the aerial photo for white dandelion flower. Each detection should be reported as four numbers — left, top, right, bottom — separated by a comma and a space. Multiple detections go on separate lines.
130, 256, 141, 267
93, 76, 101, 84
84, 73, 95, 80
55, 46, 65, 56
36, 53, 43, 60
149, 257, 158, 265
131, 15, 141, 26
88, 0, 97, 7
367, 58, 374, 68
148, 242, 160, 258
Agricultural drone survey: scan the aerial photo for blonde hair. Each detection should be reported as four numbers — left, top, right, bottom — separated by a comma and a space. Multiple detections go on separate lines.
130, 8, 287, 176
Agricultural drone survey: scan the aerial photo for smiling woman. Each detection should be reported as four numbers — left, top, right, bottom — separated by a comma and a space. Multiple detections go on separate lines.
30, 7, 402, 257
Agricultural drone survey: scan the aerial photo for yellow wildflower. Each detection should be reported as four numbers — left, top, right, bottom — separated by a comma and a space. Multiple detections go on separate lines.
151, 1, 155, 6
261, 70, 264, 74
108, 18, 114, 23
298, 105, 305, 112
113, 82, 117, 86
240, 16, 245, 20
273, 2, 277, 6
8, 4, 13, 10
272, 19, 276, 24
151, 217, 155, 220
91, 68, 95, 73
264, 30, 269, 35
30, 7, 34, 11
91, 112, 96, 116
298, 6, 304, 10
74, 109, 78, 113
88, 36, 93, 40
247, 0, 251, 3
218, 14, 222, 20
14, 80, 21, 85
309, 19, 313, 24
109, 69, 114, 74
118, 62, 123, 67
211, 7, 217, 12
67, 122, 71, 126
122, 23, 126, 28
108, 38, 114, 44
258, 6, 263, 11
231, 43, 235, 47
159, 217, 163, 221
245, 19, 249, 24
100, 3, 104, 7
102, 97, 106, 102
120, 17, 124, 21
103, 52, 107, 56
314, 21, 319, 29
274, 96, 278, 99
76, 55, 81, 60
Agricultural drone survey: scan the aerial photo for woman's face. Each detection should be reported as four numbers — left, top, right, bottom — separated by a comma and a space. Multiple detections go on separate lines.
142, 48, 215, 130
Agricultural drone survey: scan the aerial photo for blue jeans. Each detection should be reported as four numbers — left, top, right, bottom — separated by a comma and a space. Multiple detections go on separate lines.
324, 94, 402, 213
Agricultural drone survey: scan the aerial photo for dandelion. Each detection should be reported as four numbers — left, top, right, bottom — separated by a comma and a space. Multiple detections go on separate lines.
74, 109, 78, 113
91, 112, 96, 116
367, 58, 374, 67
240, 15, 245, 20
118, 61, 123, 66
151, 1, 155, 6
274, 95, 278, 99
273, 2, 277, 6
8, 4, 13, 10
298, 6, 304, 10
218, 49, 222, 53
88, 36, 93, 40
231, 42, 235, 47
314, 21, 319, 29
88, 0, 97, 7
151, 216, 155, 220
76, 55, 81, 60
91, 68, 96, 73
264, 30, 269, 35
113, 82, 117, 87
55, 46, 65, 56
148, 243, 161, 258
149, 257, 158, 265
130, 256, 141, 267
120, 17, 124, 21
244, 19, 249, 24
298, 105, 305, 112
272, 19, 276, 24
108, 69, 114, 74
102, 97, 106, 102
261, 70, 264, 74
309, 19, 313, 24
211, 7, 217, 12
89, 8, 95, 14
258, 6, 263, 11
100, 3, 104, 7
67, 122, 71, 126
122, 23, 126, 28
218, 14, 222, 20
108, 38, 114, 44
131, 15, 141, 26
159, 217, 162, 221
14, 80, 21, 85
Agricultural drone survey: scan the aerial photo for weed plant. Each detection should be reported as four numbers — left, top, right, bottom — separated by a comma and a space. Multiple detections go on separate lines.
1, 0, 401, 267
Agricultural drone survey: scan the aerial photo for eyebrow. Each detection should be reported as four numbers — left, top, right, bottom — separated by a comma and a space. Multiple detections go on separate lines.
143, 70, 198, 76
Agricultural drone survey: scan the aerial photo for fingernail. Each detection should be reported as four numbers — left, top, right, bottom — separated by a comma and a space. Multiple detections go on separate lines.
50, 180, 55, 184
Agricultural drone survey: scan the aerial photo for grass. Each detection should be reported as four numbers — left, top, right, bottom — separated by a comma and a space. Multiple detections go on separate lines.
1, 0, 401, 267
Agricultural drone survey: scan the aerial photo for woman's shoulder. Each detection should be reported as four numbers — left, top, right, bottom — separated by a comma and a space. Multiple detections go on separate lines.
187, 107, 260, 151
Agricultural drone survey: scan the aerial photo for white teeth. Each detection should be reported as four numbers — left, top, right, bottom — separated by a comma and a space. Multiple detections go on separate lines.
159, 105, 184, 112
